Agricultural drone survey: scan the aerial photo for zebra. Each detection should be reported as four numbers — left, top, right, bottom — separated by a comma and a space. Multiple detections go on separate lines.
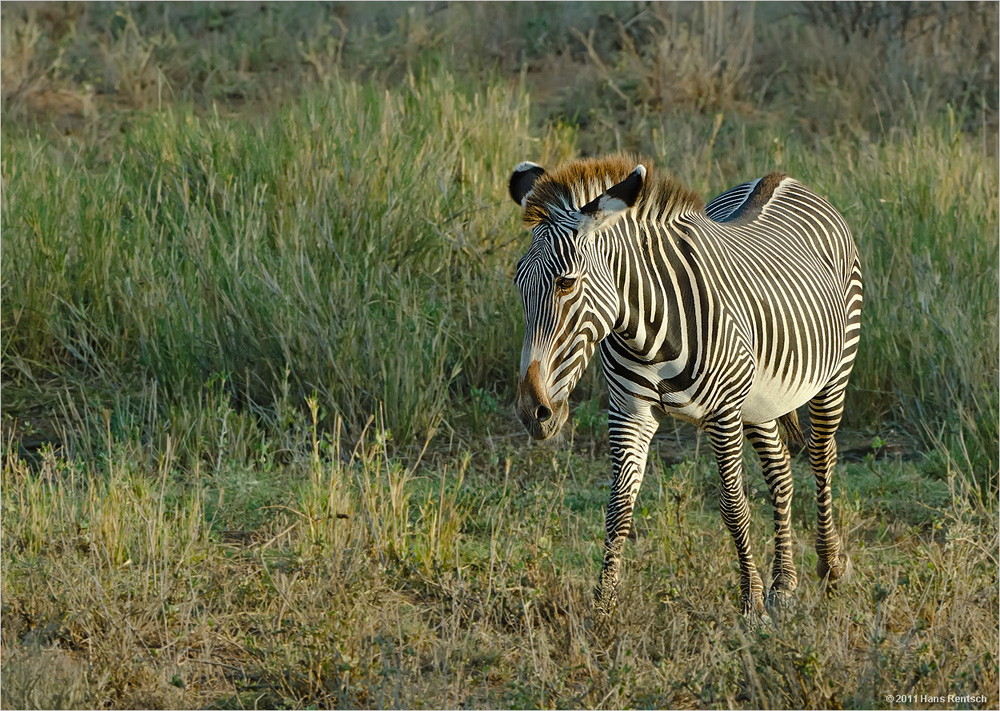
508, 154, 862, 624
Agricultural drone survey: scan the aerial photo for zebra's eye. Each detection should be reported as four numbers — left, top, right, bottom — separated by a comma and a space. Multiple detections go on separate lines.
554, 276, 577, 294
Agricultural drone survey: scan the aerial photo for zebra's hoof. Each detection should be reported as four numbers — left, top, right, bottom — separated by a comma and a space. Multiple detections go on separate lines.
592, 584, 618, 619
765, 588, 796, 612
743, 607, 775, 633
590, 588, 619, 642
820, 551, 852, 592
740, 592, 770, 629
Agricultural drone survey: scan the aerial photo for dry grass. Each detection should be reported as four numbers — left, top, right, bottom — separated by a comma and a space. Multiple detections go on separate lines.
2, 408, 997, 708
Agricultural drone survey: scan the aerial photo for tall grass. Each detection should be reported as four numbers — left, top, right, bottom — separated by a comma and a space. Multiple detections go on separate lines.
8, 79, 994, 472
2, 69, 574, 446
3, 2, 997, 459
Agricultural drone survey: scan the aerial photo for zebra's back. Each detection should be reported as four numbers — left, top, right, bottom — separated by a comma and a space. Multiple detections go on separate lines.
705, 173, 857, 290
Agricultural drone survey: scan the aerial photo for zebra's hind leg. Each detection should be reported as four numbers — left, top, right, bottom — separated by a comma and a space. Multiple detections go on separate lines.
810, 254, 862, 590
706, 412, 767, 624
807, 383, 852, 589
745, 420, 798, 611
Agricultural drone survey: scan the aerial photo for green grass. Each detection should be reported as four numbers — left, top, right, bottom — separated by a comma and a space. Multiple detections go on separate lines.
2, 2, 998, 709
2, 68, 577, 447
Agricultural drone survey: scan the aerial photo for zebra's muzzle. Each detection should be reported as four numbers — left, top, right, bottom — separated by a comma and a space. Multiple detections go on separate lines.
516, 361, 569, 440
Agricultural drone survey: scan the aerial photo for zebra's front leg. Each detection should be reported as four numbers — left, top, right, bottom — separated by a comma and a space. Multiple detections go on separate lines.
593, 411, 659, 618
706, 412, 767, 622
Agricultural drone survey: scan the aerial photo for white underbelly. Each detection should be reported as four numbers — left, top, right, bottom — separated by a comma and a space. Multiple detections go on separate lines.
741, 368, 825, 424
610, 352, 829, 428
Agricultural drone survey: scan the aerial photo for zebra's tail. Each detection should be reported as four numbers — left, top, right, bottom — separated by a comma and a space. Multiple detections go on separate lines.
778, 410, 806, 447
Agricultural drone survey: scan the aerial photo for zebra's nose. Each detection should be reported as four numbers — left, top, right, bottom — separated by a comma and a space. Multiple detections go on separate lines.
535, 404, 552, 422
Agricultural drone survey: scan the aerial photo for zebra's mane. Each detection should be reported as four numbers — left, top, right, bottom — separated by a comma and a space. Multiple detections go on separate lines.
522, 153, 706, 227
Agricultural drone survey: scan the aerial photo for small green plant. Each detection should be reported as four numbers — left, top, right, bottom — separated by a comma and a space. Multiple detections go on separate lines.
573, 395, 608, 439
470, 385, 501, 433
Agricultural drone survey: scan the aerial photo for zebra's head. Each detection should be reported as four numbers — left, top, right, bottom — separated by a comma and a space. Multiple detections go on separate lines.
509, 160, 646, 440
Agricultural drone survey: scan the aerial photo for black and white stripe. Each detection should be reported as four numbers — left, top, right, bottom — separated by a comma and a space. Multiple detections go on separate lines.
510, 155, 862, 623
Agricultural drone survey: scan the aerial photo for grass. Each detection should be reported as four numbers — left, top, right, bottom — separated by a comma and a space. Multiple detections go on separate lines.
2, 67, 577, 447
2, 409, 996, 709
2, 2, 998, 709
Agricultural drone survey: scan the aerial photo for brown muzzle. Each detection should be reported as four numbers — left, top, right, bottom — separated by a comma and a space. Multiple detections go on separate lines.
515, 361, 568, 440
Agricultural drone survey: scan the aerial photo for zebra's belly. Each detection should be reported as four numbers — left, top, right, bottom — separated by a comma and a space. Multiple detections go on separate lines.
608, 337, 838, 426
650, 366, 823, 426
740, 368, 826, 424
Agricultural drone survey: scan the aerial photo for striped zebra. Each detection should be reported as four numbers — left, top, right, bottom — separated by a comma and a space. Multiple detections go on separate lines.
508, 154, 862, 623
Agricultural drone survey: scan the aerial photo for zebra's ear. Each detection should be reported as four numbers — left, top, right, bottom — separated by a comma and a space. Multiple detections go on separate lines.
509, 162, 546, 208
578, 165, 646, 233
